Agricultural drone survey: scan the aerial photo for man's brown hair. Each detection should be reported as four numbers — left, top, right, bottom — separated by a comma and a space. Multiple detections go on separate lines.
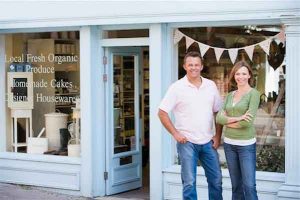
183, 51, 203, 64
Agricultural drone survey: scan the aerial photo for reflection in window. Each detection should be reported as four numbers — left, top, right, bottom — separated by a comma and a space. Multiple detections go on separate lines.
175, 26, 285, 173
5, 31, 81, 156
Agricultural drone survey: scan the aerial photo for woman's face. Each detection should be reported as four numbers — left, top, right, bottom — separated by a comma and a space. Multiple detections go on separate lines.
234, 66, 251, 87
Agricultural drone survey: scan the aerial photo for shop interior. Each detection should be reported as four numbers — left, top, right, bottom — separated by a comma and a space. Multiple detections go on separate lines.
5, 31, 81, 157
110, 47, 150, 199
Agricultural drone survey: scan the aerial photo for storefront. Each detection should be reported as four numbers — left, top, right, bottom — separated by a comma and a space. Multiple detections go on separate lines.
0, 2, 299, 199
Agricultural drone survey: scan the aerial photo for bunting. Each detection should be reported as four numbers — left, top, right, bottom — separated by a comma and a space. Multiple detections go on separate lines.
174, 29, 184, 44
259, 39, 272, 56
228, 48, 238, 64
198, 42, 210, 57
214, 47, 225, 63
244, 45, 255, 61
277, 31, 285, 45
174, 29, 285, 64
185, 36, 194, 50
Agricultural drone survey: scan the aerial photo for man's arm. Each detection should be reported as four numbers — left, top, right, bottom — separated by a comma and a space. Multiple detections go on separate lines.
158, 109, 187, 143
212, 112, 223, 149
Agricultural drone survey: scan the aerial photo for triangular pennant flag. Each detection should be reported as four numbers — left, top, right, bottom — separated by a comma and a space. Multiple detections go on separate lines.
259, 39, 271, 55
276, 30, 285, 45
198, 42, 210, 57
274, 39, 281, 45
185, 36, 194, 50
228, 48, 238, 64
173, 29, 184, 44
244, 45, 255, 61
214, 47, 225, 63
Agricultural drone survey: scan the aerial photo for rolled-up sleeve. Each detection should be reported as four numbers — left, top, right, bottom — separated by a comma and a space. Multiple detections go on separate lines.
238, 90, 260, 128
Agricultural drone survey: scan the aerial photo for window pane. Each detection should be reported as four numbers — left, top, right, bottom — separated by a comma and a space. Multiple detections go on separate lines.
5, 31, 81, 156
103, 29, 149, 39
113, 55, 137, 154
175, 26, 285, 172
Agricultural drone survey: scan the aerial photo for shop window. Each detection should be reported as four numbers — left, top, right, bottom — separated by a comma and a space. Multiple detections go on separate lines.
103, 29, 149, 39
4, 31, 81, 157
175, 26, 285, 173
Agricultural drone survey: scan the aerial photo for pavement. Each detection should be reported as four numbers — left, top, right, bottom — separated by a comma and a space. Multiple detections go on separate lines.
0, 183, 146, 200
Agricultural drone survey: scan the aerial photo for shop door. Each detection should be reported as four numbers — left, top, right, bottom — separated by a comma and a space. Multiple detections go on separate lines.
105, 47, 142, 195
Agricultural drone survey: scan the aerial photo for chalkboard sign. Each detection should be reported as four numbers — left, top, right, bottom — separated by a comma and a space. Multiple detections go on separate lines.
12, 78, 28, 102
7, 72, 33, 109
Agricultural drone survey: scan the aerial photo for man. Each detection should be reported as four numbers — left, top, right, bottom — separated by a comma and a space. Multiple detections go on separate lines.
158, 51, 223, 200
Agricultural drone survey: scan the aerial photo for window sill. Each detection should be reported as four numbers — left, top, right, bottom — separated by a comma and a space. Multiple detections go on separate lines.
163, 164, 285, 182
0, 152, 81, 165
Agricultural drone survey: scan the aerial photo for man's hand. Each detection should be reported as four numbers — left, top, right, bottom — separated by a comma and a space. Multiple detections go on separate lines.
173, 132, 187, 144
158, 109, 188, 144
212, 135, 221, 149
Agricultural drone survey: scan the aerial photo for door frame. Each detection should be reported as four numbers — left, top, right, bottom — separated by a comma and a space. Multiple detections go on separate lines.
103, 44, 147, 195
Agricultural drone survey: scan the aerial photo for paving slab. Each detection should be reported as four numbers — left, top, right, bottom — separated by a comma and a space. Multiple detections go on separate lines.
0, 183, 146, 200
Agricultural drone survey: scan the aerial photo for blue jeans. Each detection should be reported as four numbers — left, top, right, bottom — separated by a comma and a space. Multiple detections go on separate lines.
224, 143, 258, 200
177, 141, 223, 200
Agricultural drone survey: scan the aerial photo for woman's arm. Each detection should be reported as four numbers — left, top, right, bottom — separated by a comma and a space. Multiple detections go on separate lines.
217, 109, 253, 125
237, 90, 260, 128
216, 91, 258, 126
223, 112, 251, 124
226, 122, 241, 128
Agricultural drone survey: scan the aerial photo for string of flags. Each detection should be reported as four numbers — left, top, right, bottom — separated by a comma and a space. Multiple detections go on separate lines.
174, 29, 285, 64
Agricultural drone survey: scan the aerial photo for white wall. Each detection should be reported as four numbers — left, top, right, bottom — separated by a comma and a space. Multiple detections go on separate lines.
0, 2, 299, 29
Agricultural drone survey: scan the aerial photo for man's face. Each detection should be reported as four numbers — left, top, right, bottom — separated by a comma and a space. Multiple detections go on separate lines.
183, 56, 203, 79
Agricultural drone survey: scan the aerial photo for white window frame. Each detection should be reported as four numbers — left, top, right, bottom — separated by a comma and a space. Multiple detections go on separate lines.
0, 27, 80, 160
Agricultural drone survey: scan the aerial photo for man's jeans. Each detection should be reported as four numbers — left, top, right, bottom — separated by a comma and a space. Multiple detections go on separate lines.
177, 141, 223, 200
224, 143, 258, 200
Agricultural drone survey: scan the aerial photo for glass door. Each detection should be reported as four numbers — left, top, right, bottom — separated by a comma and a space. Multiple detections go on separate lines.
105, 47, 142, 195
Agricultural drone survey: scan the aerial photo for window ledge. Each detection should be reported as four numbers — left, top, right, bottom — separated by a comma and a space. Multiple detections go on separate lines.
163, 164, 285, 182
0, 152, 81, 165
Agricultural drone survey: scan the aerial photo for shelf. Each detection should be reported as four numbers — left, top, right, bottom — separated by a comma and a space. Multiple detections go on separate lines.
12, 142, 27, 147
54, 39, 78, 42
55, 105, 75, 108
123, 90, 134, 92
54, 53, 77, 56
123, 102, 134, 104
124, 115, 134, 118
55, 93, 79, 96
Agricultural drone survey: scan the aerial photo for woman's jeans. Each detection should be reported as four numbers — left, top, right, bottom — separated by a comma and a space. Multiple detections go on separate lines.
177, 141, 223, 200
224, 143, 258, 200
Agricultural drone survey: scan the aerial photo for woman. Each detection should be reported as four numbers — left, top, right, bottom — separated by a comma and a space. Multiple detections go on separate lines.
216, 61, 260, 200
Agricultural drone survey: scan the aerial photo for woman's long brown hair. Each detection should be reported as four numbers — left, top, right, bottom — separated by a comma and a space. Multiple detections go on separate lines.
228, 61, 254, 90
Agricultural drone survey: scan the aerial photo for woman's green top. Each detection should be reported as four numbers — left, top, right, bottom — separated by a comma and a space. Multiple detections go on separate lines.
216, 88, 260, 140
